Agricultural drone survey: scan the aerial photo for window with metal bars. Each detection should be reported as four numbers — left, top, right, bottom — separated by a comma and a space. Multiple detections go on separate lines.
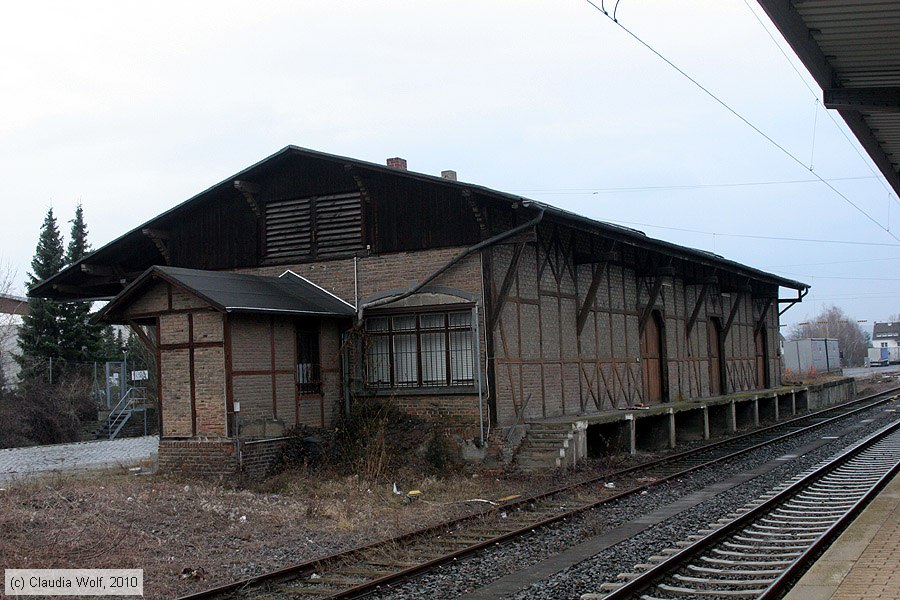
364, 310, 475, 389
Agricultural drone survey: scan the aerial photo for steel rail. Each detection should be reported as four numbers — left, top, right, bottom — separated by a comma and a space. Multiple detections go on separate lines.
599, 418, 900, 600
178, 385, 899, 600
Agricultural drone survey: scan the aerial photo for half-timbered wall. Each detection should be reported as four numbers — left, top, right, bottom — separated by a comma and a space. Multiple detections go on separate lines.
488, 222, 783, 428
121, 281, 227, 438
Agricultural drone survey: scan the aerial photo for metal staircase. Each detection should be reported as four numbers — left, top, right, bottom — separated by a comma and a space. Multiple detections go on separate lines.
96, 386, 149, 440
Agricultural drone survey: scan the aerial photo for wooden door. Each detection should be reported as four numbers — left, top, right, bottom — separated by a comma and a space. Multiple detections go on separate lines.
755, 328, 769, 389
641, 312, 664, 404
708, 318, 723, 396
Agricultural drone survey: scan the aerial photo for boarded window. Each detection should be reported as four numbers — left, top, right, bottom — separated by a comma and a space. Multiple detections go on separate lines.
265, 192, 362, 259
364, 310, 475, 389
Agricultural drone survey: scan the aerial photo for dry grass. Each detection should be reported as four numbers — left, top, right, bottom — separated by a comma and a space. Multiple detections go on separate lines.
0, 464, 589, 599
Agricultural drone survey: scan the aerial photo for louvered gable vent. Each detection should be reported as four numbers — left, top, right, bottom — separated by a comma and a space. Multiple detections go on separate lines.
264, 192, 362, 259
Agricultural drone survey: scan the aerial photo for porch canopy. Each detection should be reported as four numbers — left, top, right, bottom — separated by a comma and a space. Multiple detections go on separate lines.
96, 265, 356, 323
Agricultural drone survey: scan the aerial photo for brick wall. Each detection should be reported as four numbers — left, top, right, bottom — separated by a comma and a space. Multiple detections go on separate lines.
158, 437, 289, 479
158, 439, 238, 478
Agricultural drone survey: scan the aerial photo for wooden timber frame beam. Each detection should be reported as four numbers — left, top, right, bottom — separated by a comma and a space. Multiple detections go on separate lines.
233, 180, 261, 218
638, 263, 675, 334
488, 241, 526, 333
576, 250, 618, 335
345, 164, 373, 250
127, 319, 157, 353
722, 281, 752, 339
461, 189, 488, 236
685, 275, 717, 337
142, 228, 171, 265
779, 287, 809, 317
754, 296, 774, 335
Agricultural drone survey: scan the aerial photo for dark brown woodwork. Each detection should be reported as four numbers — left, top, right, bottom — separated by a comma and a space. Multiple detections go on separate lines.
126, 320, 157, 353
488, 242, 525, 332
638, 268, 673, 334
158, 341, 223, 351
270, 316, 278, 419
708, 317, 724, 396
462, 190, 488, 235
723, 293, 742, 339
188, 313, 197, 436
754, 297, 774, 335
80, 264, 120, 277
155, 316, 163, 437
224, 314, 234, 437
142, 229, 171, 265
755, 328, 769, 389
234, 180, 261, 218
641, 310, 664, 404
685, 279, 714, 337
576, 256, 614, 335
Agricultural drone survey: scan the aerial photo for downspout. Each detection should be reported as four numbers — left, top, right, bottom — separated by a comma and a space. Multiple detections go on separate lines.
356, 207, 545, 323
473, 304, 484, 445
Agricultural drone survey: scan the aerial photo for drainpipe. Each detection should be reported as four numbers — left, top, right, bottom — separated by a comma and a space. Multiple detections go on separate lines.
473, 304, 484, 445
356, 207, 544, 323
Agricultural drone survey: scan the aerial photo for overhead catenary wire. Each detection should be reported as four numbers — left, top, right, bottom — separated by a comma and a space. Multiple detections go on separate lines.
764, 255, 900, 269
583, 0, 900, 244
603, 218, 900, 248
740, 0, 900, 209
510, 175, 876, 195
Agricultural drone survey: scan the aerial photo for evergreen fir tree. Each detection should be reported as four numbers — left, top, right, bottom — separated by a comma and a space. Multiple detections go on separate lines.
59, 204, 102, 363
100, 326, 124, 361
17, 208, 66, 384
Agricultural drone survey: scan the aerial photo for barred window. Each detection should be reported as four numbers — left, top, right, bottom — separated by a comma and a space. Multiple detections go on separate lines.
296, 320, 321, 394
365, 310, 475, 389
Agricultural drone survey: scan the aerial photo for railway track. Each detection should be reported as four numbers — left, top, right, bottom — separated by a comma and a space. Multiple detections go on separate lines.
591, 419, 900, 600
179, 386, 900, 600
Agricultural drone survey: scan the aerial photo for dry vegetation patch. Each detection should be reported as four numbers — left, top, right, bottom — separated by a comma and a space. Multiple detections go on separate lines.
0, 464, 586, 598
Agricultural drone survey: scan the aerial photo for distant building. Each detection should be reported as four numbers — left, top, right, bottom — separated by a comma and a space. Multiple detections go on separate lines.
872, 322, 900, 349
0, 293, 28, 387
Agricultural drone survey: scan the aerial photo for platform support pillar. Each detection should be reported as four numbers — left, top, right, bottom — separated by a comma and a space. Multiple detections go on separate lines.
728, 401, 737, 433
668, 408, 676, 449
626, 414, 636, 455
702, 405, 710, 440
753, 396, 760, 427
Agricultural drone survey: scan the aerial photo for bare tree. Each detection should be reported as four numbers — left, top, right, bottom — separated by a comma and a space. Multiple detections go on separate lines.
787, 304, 869, 367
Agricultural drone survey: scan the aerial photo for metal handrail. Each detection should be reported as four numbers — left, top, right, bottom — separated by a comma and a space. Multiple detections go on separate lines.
106, 386, 136, 440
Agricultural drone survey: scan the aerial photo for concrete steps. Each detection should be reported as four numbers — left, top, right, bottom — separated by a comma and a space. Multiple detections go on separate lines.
514, 424, 578, 472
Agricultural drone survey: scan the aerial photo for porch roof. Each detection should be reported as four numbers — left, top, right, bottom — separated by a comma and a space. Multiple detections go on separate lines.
97, 266, 356, 322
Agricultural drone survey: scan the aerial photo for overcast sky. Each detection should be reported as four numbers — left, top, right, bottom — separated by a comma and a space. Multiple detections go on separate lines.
2, 1, 898, 333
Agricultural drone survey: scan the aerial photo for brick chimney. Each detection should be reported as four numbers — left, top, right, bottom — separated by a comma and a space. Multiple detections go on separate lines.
441, 170, 457, 181
386, 157, 407, 170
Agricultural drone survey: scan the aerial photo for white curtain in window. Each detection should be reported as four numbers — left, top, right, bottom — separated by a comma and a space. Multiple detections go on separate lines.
393, 333, 418, 386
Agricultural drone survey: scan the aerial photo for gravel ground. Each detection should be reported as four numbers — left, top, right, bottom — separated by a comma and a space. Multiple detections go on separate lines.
366, 401, 899, 599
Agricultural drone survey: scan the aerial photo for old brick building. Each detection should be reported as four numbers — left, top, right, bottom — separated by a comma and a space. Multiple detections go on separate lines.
31, 146, 809, 474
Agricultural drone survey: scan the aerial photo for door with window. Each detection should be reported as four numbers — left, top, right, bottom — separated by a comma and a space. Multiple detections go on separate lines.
641, 311, 665, 404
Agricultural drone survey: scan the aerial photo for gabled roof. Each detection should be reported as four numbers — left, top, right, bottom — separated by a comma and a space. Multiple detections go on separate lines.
97, 266, 355, 323
873, 322, 900, 339
31, 145, 808, 301
757, 0, 900, 197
